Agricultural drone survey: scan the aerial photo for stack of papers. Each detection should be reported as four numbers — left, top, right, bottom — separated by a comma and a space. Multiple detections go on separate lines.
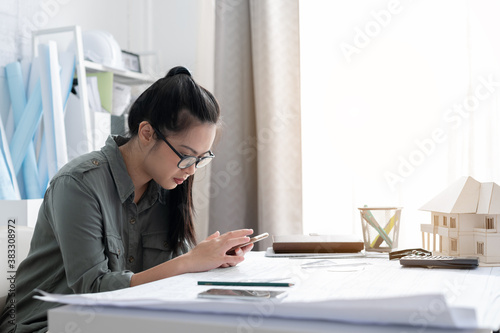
36, 252, 500, 331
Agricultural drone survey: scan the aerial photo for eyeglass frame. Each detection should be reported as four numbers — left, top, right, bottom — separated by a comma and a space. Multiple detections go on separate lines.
152, 126, 215, 169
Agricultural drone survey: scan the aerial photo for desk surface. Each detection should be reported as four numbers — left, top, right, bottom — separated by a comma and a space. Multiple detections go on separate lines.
44, 252, 500, 332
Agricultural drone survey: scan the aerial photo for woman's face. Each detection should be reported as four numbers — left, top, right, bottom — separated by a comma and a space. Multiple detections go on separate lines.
145, 123, 217, 190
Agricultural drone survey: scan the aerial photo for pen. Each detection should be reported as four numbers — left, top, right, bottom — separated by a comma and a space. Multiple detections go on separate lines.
361, 209, 393, 247
371, 212, 397, 248
197, 281, 294, 287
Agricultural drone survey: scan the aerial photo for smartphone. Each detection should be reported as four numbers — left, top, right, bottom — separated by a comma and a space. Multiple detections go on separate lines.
226, 232, 269, 255
198, 288, 286, 301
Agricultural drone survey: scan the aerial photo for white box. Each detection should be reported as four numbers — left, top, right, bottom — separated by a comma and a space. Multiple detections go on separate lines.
0, 199, 43, 227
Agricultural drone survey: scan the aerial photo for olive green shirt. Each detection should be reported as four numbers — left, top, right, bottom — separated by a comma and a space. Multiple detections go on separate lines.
0, 136, 185, 333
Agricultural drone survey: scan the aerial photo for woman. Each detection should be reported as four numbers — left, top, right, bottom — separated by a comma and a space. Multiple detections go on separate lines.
0, 66, 254, 333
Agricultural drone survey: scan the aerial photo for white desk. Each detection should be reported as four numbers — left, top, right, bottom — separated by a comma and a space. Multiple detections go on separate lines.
45, 252, 499, 332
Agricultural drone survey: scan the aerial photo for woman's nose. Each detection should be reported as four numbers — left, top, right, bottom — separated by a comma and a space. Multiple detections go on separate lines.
185, 163, 196, 176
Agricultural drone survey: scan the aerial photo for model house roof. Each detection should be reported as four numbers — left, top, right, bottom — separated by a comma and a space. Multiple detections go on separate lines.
420, 176, 500, 214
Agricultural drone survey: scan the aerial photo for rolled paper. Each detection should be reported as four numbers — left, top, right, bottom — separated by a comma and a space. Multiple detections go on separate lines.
39, 42, 68, 179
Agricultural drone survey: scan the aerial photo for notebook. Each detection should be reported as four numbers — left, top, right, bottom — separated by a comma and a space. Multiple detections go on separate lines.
272, 234, 364, 253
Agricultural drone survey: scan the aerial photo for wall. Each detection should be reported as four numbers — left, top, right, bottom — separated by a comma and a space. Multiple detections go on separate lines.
1, 0, 212, 82
0, 0, 215, 239
0, 0, 39, 67
1, 0, 40, 123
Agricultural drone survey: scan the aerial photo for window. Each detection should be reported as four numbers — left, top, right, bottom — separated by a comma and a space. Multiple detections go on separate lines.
486, 217, 494, 230
477, 242, 484, 255
450, 217, 456, 229
443, 216, 447, 227
450, 238, 457, 252
439, 236, 442, 253
299, 1, 500, 245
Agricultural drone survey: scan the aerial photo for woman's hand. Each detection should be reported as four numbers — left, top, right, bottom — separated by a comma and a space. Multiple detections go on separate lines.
181, 229, 254, 273
218, 237, 254, 268
131, 229, 255, 287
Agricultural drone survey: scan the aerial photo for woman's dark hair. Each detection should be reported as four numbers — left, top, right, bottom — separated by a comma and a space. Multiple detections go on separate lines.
127, 66, 220, 252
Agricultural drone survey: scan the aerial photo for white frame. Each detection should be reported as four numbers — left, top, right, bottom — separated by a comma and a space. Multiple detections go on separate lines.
32, 25, 93, 152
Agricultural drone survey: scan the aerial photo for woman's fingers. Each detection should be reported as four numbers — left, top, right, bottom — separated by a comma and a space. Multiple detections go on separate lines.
240, 243, 254, 254
229, 243, 253, 256
205, 231, 220, 241
221, 229, 254, 239
223, 253, 246, 266
225, 236, 251, 250
188, 229, 256, 270
222, 243, 252, 265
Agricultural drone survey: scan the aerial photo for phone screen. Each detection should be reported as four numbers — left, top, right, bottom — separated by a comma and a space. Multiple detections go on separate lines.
198, 288, 286, 300
226, 232, 269, 255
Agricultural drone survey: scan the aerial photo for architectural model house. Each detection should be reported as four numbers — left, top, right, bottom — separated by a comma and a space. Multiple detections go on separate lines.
420, 176, 500, 265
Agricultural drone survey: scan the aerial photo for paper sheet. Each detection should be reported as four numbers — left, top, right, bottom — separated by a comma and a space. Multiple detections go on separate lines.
87, 72, 113, 113
36, 252, 500, 331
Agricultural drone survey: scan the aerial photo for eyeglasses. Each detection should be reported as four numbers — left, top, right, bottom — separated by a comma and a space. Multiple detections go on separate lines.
152, 126, 215, 169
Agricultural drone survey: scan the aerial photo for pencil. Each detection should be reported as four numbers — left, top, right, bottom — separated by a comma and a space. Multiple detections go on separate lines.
197, 281, 294, 287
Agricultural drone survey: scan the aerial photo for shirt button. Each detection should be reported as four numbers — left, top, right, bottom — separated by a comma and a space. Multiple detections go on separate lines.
91, 159, 99, 166
130, 218, 136, 225
163, 241, 168, 248
128, 256, 135, 263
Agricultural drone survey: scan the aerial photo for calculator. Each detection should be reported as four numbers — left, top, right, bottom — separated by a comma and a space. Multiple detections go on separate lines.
399, 254, 479, 269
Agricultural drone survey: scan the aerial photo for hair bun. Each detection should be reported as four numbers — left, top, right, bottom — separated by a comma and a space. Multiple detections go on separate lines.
166, 66, 191, 78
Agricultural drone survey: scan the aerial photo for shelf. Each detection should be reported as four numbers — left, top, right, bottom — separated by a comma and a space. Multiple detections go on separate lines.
84, 60, 154, 85
32, 25, 155, 154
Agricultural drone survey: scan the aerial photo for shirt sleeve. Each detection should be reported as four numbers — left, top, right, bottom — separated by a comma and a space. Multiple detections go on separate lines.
46, 175, 133, 293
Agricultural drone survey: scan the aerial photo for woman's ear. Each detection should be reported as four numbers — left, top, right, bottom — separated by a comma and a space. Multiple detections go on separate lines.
137, 121, 155, 146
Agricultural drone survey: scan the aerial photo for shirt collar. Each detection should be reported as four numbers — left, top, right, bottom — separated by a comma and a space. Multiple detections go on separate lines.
138, 180, 164, 212
101, 136, 135, 203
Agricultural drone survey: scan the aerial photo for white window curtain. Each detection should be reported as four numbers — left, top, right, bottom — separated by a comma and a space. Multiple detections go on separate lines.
300, 0, 500, 248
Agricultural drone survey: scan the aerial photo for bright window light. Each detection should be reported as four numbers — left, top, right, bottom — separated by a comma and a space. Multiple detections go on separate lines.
299, 0, 476, 248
